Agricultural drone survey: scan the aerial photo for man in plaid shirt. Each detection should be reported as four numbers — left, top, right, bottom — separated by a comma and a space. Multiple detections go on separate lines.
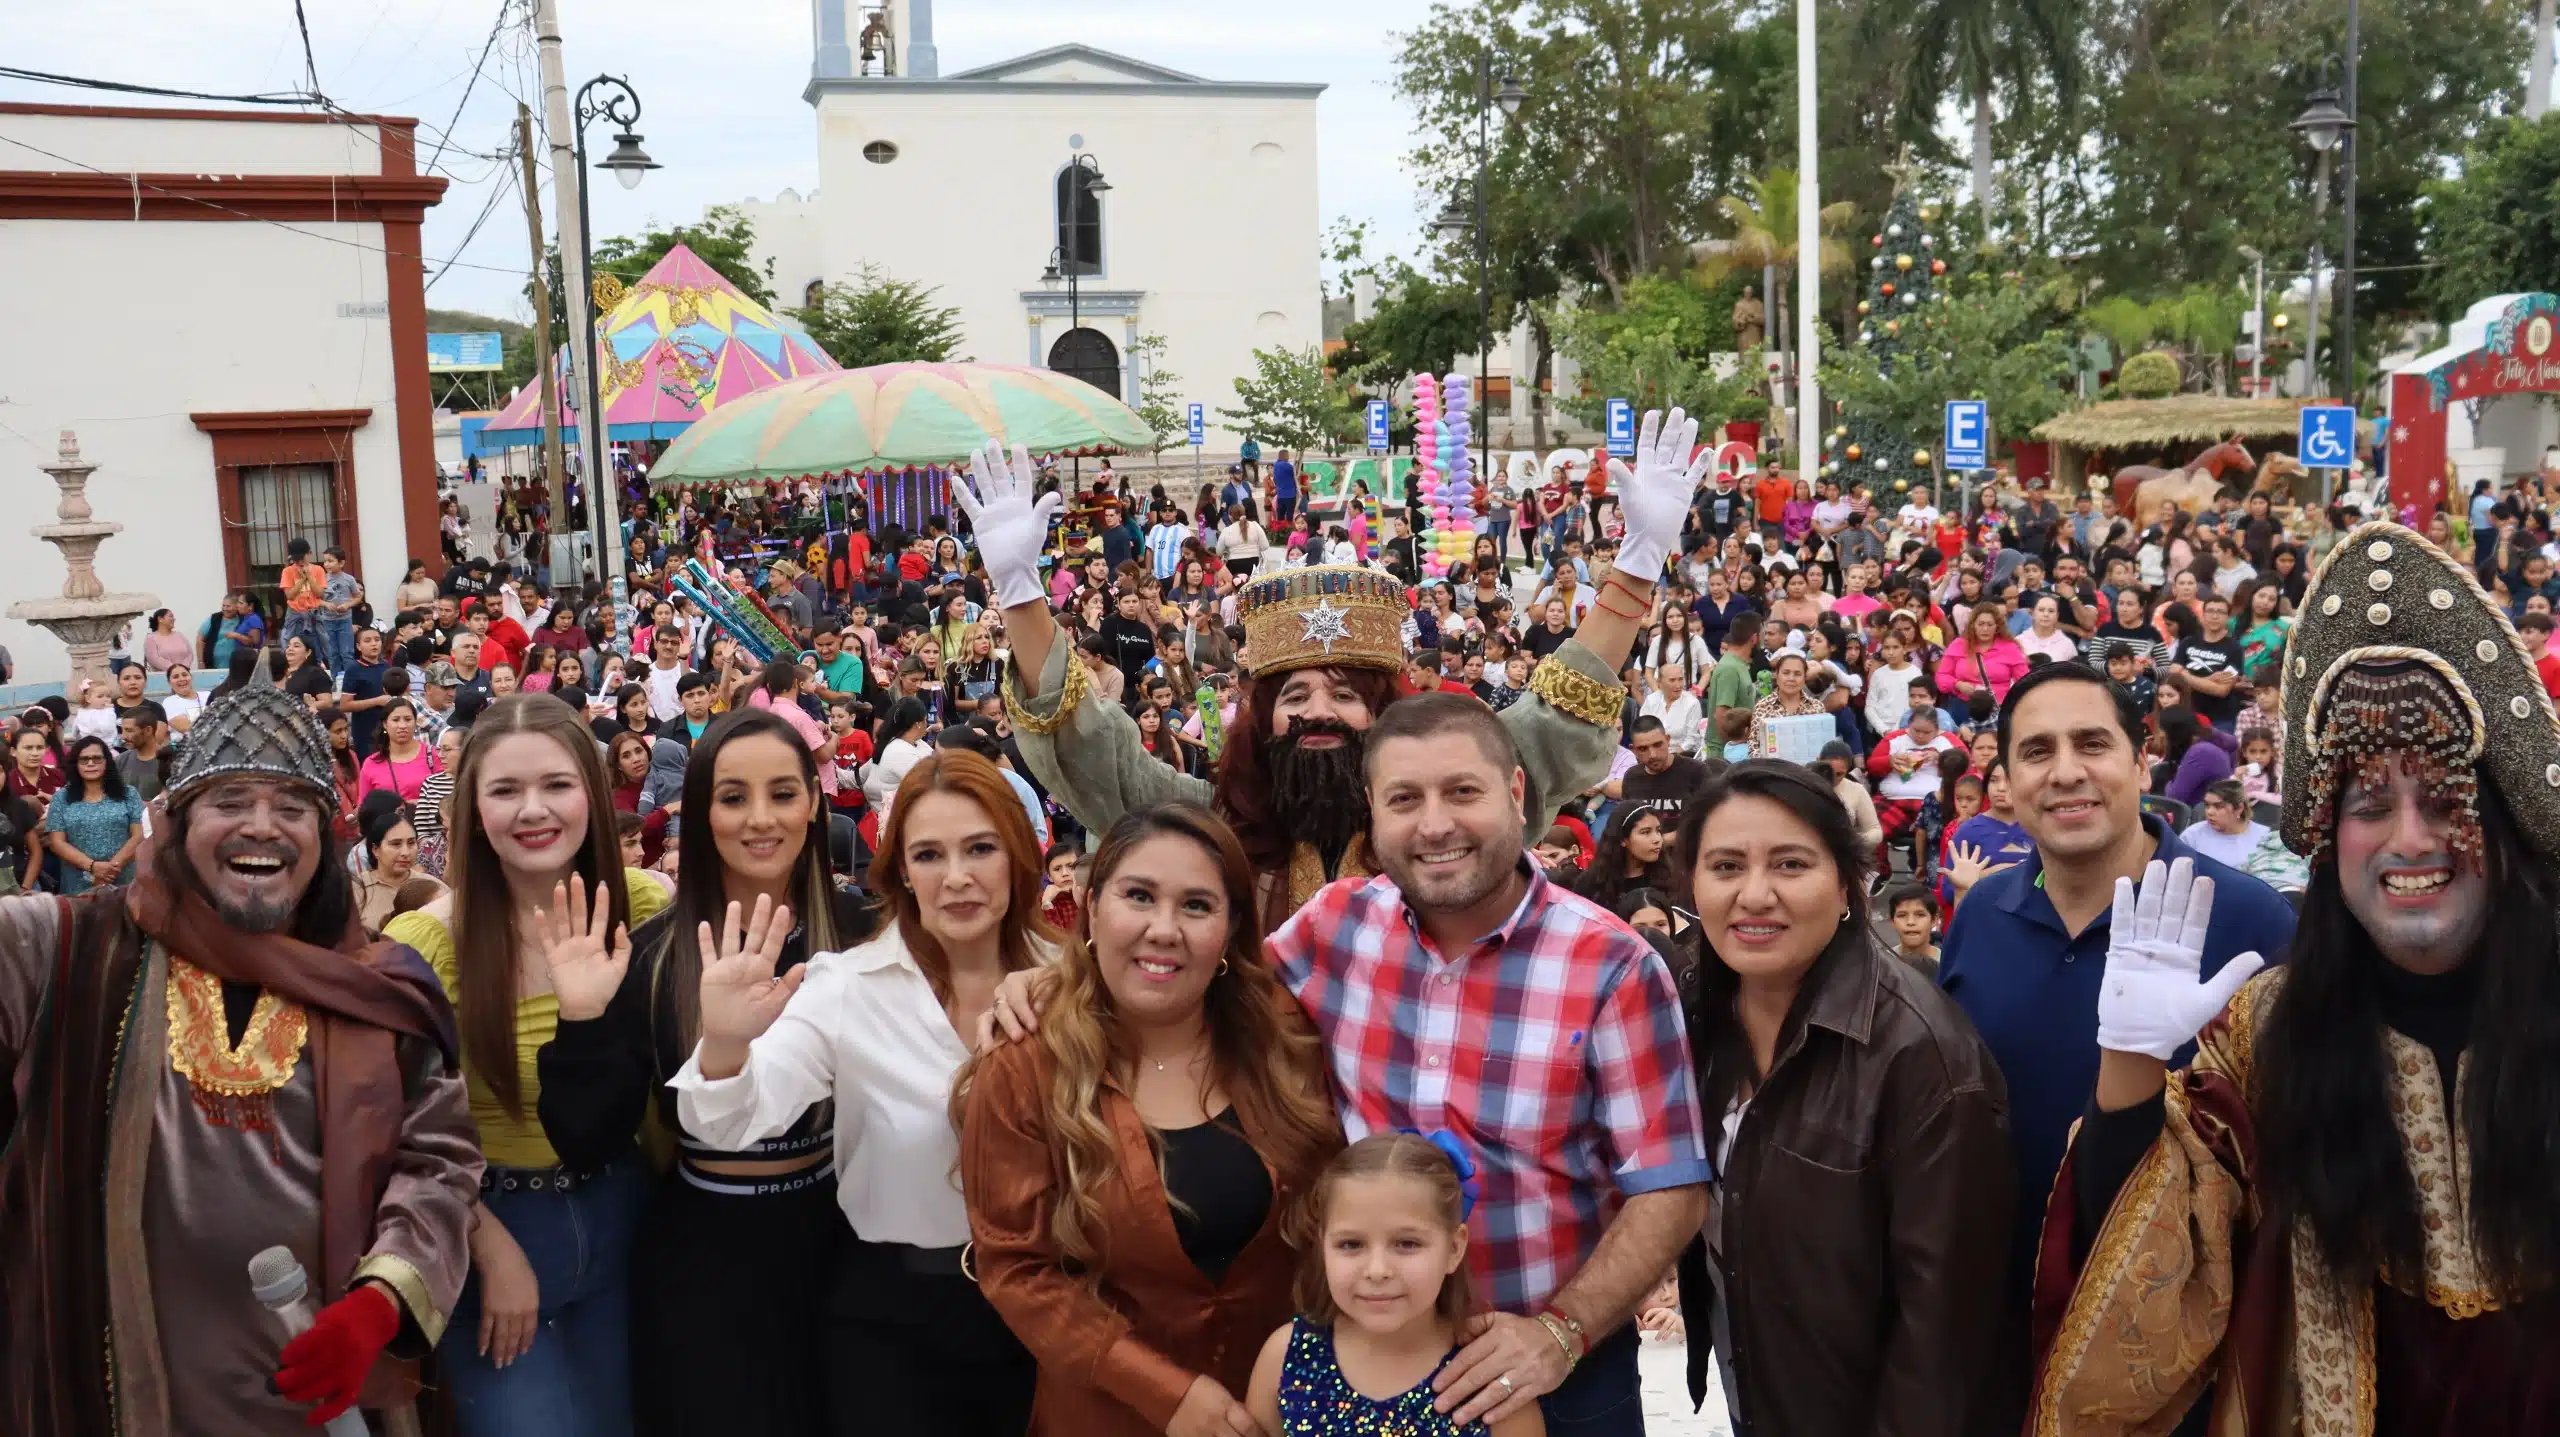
1271, 692, 1712, 1434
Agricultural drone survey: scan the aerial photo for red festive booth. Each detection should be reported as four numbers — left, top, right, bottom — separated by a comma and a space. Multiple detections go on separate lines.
2387, 292, 2560, 519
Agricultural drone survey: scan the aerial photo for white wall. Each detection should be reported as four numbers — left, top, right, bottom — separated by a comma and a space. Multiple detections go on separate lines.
785, 85, 1321, 453
0, 111, 414, 687
730, 188, 829, 310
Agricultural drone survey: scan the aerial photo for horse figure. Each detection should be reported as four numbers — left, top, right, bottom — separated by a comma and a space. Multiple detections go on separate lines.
2250, 451, 2315, 508
2109, 438, 2255, 522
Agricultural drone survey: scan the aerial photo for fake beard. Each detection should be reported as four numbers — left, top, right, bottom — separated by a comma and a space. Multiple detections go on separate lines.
1264, 718, 1371, 864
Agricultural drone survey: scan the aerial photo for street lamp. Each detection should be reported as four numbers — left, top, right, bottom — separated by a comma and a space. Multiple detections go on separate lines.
2291, 46, 2360, 406
1045, 152, 1110, 384
1439, 58, 1524, 488
2238, 244, 2265, 395
569, 73, 654, 605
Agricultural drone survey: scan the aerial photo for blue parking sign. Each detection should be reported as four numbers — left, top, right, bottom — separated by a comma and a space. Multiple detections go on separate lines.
2299, 404, 2357, 469
1943, 399, 1989, 470
1605, 398, 1635, 458
1187, 403, 1205, 447
1366, 400, 1391, 452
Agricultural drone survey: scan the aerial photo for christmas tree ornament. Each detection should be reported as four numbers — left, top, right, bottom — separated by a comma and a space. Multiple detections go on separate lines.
1873, 456, 1890, 471
1920, 233, 1934, 247
1880, 282, 1896, 296
1912, 449, 1932, 466
1895, 254, 1913, 271
1871, 233, 1884, 248
1885, 321, 1900, 336
1833, 425, 1848, 439
1919, 205, 1939, 223
1871, 256, 1885, 270
1887, 223, 1902, 237
1902, 292, 1918, 306
1894, 478, 1910, 492
1930, 258, 1947, 275
1857, 300, 1871, 315
1859, 329, 1873, 343
1845, 444, 1863, 461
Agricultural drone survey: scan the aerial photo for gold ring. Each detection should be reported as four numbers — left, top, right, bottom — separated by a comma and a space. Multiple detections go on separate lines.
1499, 1375, 1515, 1394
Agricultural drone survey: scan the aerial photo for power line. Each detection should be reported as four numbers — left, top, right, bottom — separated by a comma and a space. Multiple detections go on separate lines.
427, 142, 519, 291
291, 0, 323, 95
0, 63, 310, 106
426, 0, 519, 176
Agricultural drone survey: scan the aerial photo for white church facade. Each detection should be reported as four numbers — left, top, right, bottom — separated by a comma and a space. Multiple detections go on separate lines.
723, 0, 1325, 454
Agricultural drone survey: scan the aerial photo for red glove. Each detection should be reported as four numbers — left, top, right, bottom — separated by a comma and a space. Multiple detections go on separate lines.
274, 1283, 399, 1426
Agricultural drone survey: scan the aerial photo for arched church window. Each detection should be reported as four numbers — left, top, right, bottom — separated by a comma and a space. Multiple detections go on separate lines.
1048, 327, 1120, 399
863, 140, 899, 164
1055, 165, 1102, 277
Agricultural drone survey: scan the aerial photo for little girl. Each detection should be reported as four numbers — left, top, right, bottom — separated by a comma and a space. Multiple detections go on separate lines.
1245, 1133, 1544, 1437
2237, 729, 2280, 804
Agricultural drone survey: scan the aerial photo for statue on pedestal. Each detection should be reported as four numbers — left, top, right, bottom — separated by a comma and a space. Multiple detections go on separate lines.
1731, 284, 1766, 350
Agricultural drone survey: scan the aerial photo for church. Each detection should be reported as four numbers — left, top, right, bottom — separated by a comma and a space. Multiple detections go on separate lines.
724, 0, 1326, 454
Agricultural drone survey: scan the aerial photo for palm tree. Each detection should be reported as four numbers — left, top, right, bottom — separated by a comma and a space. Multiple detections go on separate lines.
1695, 168, 1857, 396
1896, 0, 2081, 220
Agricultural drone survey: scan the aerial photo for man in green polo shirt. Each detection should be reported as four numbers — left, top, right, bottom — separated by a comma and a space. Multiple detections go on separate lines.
812, 623, 865, 705
1706, 610, 1764, 742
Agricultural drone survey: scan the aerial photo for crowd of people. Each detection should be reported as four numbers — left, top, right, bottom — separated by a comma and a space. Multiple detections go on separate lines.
2, 412, 2557, 1437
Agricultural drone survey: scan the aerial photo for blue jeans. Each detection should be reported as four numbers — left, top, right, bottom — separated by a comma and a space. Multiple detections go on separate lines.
278, 608, 322, 656
1540, 1327, 1645, 1436
440, 1160, 650, 1437
318, 616, 354, 673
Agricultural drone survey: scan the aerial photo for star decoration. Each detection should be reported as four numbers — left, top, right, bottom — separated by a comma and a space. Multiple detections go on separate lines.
2393, 425, 2410, 442
1299, 599, 1351, 654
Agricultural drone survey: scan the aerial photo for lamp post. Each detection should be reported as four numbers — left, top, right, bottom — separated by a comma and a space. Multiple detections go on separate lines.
569, 73, 658, 605
1041, 151, 1109, 485
1436, 57, 1524, 488
2238, 244, 2265, 396
2291, 64, 2356, 404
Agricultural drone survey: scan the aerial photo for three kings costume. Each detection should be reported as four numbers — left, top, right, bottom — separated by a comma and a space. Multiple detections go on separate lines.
1005, 564, 1624, 931
0, 666, 479, 1434
2028, 523, 2560, 1435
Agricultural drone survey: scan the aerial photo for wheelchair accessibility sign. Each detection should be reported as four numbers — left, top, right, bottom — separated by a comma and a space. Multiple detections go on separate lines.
2299, 405, 2357, 469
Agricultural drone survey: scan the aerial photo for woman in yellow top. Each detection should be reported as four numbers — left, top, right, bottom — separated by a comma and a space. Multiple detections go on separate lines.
383, 694, 670, 1437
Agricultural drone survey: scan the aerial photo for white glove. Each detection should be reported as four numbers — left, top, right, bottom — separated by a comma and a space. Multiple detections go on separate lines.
2094, 857, 2265, 1061
950, 439, 1062, 612
1604, 407, 1711, 587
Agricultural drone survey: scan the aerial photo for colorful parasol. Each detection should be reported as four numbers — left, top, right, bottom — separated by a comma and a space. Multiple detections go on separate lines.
480, 243, 838, 447
645, 361, 1155, 486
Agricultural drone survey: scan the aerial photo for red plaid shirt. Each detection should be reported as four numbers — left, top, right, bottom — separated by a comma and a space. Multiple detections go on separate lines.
1269, 863, 1712, 1313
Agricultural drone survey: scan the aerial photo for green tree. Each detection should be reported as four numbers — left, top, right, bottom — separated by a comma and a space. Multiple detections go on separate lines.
1885, 0, 2081, 219
1127, 333, 1187, 455
1821, 268, 2079, 493
1550, 273, 1765, 427
791, 264, 967, 368
1695, 166, 1859, 395
2425, 112, 2560, 316
1329, 264, 1482, 389
1217, 347, 1363, 454
1821, 186, 1953, 499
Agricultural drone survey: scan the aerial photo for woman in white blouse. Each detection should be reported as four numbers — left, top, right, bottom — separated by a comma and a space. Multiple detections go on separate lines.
669, 749, 1057, 1437
864, 697, 934, 823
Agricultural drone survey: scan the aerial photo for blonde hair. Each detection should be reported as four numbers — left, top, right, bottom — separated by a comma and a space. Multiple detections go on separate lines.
1294, 1132, 1477, 1330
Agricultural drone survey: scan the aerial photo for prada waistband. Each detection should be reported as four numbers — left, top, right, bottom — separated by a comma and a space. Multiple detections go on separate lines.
678, 1158, 836, 1198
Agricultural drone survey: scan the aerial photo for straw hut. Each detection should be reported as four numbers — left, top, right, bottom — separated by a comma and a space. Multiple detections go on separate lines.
2033, 396, 2316, 494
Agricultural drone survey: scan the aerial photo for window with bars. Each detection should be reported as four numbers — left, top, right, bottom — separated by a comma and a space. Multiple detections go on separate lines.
236, 462, 339, 612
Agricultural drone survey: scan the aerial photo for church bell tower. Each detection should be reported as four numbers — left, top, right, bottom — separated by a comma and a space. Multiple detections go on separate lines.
812, 0, 937, 80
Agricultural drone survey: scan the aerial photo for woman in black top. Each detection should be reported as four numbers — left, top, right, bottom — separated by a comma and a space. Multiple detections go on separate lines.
1577, 803, 1680, 915
537, 708, 875, 1437
591, 682, 658, 746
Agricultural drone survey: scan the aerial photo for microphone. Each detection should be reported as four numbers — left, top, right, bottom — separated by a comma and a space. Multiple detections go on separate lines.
247, 1246, 371, 1437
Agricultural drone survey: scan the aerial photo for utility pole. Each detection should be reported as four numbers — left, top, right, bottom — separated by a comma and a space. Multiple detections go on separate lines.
2339, 0, 2360, 410
2536, 0, 2556, 120
533, 0, 613, 593
1794, 0, 1820, 478
514, 103, 571, 580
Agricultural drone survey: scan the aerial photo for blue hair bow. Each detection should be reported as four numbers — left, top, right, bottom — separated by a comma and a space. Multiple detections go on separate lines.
1404, 1127, 1482, 1220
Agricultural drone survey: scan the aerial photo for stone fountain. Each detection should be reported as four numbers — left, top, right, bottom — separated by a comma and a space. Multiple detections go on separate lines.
8, 430, 159, 695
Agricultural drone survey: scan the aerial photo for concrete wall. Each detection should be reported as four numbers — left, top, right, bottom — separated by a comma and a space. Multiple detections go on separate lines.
733, 81, 1320, 456
0, 108, 423, 686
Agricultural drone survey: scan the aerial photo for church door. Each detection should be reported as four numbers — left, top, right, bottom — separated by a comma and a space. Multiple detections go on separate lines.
1048, 327, 1122, 399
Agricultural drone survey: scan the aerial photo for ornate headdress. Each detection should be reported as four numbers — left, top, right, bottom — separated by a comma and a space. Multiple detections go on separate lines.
165, 658, 341, 813
1234, 565, 1408, 678
2281, 521, 2560, 867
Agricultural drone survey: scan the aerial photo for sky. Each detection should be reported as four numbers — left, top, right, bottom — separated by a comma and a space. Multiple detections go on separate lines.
5, 0, 1444, 320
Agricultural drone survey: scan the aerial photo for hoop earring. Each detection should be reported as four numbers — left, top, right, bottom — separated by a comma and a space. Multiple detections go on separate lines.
1217, 957, 1231, 976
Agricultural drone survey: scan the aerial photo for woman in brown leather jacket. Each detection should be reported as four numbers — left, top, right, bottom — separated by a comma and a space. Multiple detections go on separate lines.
956, 804, 1343, 1437
1668, 761, 2020, 1435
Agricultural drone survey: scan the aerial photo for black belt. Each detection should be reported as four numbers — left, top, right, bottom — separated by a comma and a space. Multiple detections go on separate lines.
480, 1157, 618, 1195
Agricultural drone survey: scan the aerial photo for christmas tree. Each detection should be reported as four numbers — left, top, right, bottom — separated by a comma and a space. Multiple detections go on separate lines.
1822, 172, 1950, 506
